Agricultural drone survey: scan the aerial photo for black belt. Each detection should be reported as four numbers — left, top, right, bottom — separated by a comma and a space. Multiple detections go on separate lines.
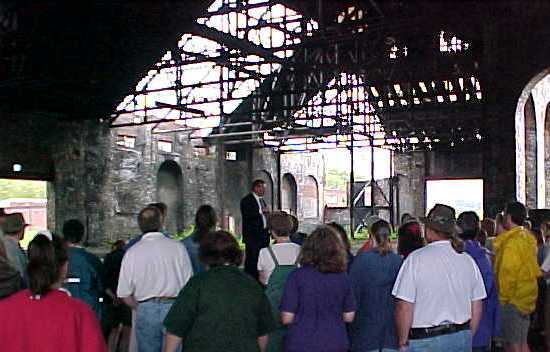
138, 297, 177, 303
409, 321, 470, 340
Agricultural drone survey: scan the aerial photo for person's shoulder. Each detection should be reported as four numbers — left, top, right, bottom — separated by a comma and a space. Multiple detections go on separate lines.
83, 249, 102, 263
182, 236, 193, 245
0, 289, 27, 307
274, 242, 300, 252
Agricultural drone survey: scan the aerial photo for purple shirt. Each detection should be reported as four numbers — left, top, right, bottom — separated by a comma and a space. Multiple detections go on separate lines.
280, 266, 357, 352
463, 240, 500, 347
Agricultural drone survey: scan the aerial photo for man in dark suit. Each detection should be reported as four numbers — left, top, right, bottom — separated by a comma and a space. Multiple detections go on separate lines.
240, 179, 270, 280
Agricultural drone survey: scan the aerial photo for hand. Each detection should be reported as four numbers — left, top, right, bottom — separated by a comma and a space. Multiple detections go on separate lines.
399, 344, 410, 352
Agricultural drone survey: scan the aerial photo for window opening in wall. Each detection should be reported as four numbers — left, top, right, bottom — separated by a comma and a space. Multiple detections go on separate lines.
158, 140, 173, 153
225, 151, 237, 160
426, 179, 483, 218
116, 135, 136, 148
0, 179, 48, 249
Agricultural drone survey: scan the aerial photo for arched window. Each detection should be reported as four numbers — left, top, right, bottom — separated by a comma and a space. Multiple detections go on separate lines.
282, 173, 297, 215
302, 176, 319, 218
525, 95, 537, 208
157, 160, 184, 234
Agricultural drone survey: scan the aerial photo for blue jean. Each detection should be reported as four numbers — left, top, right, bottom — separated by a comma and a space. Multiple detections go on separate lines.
409, 330, 472, 351
135, 300, 174, 352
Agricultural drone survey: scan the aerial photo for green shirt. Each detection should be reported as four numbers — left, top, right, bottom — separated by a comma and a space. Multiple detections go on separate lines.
164, 266, 275, 352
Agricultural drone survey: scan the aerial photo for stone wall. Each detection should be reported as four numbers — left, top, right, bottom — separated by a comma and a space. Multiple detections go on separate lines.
0, 111, 112, 244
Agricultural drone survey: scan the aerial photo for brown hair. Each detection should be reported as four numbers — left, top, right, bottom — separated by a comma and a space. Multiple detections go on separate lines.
27, 235, 68, 295
371, 219, 392, 256
327, 222, 351, 252
193, 205, 217, 242
397, 221, 424, 258
299, 226, 347, 273
199, 230, 243, 267
138, 206, 162, 233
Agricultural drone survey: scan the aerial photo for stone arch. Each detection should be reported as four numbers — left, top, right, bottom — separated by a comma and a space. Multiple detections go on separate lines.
515, 68, 550, 205
302, 175, 319, 218
157, 160, 184, 234
546, 102, 550, 207
525, 94, 537, 208
255, 170, 274, 209
281, 173, 297, 215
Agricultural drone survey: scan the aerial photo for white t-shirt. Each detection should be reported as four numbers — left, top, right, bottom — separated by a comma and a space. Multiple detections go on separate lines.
117, 232, 193, 301
392, 240, 487, 328
257, 242, 301, 284
540, 249, 550, 283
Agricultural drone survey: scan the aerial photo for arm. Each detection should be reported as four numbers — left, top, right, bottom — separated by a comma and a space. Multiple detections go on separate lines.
343, 311, 355, 323
395, 299, 414, 349
281, 311, 295, 325
258, 270, 269, 286
241, 196, 259, 221
470, 299, 483, 335
121, 296, 138, 310
163, 333, 182, 352
257, 335, 268, 352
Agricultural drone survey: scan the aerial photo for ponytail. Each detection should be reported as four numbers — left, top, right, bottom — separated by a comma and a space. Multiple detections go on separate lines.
372, 220, 392, 256
27, 235, 68, 295
450, 235, 464, 253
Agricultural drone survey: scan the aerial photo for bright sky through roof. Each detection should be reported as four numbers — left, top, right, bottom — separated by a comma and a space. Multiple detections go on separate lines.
116, 0, 317, 136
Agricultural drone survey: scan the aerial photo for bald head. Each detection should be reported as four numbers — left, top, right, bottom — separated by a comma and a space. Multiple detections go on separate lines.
138, 206, 162, 233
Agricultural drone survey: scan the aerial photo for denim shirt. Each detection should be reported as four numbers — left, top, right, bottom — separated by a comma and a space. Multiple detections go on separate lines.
463, 240, 500, 347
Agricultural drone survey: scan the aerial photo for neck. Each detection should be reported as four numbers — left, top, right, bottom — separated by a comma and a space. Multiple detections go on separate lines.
275, 237, 290, 243
50, 281, 63, 290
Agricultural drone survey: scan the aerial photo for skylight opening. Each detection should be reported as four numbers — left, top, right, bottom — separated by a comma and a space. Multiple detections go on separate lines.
114, 0, 318, 135
439, 31, 470, 53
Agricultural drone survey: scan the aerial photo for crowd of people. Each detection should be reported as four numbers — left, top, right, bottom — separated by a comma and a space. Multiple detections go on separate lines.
0, 179, 550, 351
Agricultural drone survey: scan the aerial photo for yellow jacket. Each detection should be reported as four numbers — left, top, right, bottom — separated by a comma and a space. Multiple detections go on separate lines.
493, 226, 541, 314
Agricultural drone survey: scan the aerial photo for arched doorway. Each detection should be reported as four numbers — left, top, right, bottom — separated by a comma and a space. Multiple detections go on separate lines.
302, 176, 319, 218
282, 173, 297, 215
157, 160, 184, 234
255, 170, 274, 210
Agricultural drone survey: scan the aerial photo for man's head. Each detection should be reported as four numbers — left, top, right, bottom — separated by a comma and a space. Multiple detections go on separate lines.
147, 202, 168, 226
503, 201, 527, 230
400, 213, 416, 225
422, 204, 456, 242
138, 206, 162, 234
1, 213, 28, 240
251, 179, 265, 197
63, 219, 85, 244
268, 211, 293, 238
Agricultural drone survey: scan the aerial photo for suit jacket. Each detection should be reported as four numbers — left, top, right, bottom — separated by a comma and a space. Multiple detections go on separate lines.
240, 193, 269, 246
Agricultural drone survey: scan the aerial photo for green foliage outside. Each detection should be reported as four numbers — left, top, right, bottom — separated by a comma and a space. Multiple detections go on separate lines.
325, 168, 349, 190
0, 179, 47, 200
173, 224, 245, 250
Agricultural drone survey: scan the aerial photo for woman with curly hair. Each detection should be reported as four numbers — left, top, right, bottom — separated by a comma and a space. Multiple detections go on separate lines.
280, 225, 357, 352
